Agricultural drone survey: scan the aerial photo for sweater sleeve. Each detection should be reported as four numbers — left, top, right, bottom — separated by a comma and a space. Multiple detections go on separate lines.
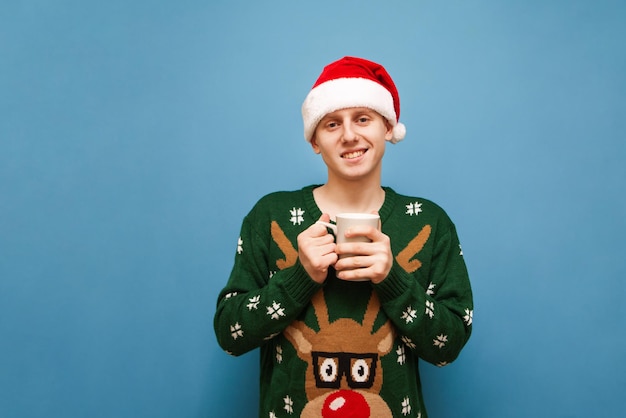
374, 223, 473, 366
213, 213, 322, 357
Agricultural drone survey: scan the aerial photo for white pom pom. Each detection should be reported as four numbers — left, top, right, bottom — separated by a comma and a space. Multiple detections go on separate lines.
390, 122, 406, 143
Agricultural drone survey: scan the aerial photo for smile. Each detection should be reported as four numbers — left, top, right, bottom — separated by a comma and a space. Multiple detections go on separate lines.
341, 149, 367, 159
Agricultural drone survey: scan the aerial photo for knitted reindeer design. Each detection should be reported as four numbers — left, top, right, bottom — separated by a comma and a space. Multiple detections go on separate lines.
270, 220, 434, 416
284, 290, 395, 417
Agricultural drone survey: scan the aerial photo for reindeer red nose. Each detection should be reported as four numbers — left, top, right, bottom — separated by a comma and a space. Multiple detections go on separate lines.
322, 390, 370, 418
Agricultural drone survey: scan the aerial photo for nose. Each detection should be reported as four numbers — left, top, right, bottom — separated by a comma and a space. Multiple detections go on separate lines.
341, 122, 358, 142
322, 390, 370, 418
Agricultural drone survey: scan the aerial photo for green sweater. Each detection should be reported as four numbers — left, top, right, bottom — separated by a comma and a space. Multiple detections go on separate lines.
214, 185, 473, 418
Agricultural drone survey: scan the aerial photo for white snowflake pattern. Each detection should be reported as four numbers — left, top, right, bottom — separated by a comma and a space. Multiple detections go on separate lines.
230, 322, 243, 340
433, 334, 448, 348
224, 292, 238, 299
264, 332, 280, 341
237, 237, 243, 254
401, 335, 416, 349
401, 397, 411, 416
405, 201, 423, 216
425, 301, 435, 319
464, 308, 473, 326
426, 282, 436, 296
267, 301, 286, 320
396, 345, 406, 365
401, 306, 417, 324
276, 345, 283, 363
290, 207, 305, 225
269, 270, 276, 279
247, 295, 260, 310
269, 412, 277, 418
284, 395, 294, 414
459, 244, 463, 256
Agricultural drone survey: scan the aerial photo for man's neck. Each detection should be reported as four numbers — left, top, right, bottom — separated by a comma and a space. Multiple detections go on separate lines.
313, 178, 385, 219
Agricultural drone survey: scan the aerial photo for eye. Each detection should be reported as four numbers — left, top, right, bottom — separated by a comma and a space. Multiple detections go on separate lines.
319, 358, 339, 383
351, 359, 371, 383
323, 120, 339, 130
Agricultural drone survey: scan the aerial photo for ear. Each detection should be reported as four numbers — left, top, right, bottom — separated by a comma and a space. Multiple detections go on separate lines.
384, 120, 394, 142
376, 322, 395, 355
284, 322, 313, 355
310, 136, 321, 154
377, 328, 395, 355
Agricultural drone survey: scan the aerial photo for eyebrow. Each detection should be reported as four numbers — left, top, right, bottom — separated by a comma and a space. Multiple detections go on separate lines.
320, 108, 376, 122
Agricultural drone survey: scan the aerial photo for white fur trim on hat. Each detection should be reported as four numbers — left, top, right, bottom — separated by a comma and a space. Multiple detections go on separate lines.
391, 122, 406, 143
302, 77, 403, 143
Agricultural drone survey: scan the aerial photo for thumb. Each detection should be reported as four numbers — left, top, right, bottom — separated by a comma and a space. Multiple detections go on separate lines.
319, 213, 331, 223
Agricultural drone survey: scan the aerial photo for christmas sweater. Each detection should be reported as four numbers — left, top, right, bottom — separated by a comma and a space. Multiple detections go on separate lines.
214, 185, 473, 418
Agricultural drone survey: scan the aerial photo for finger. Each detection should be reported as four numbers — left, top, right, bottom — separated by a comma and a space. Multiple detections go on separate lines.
315, 241, 338, 257
336, 241, 373, 258
344, 225, 379, 241
299, 237, 336, 259
306, 222, 334, 238
306, 249, 338, 272
337, 260, 390, 282
336, 265, 370, 281
335, 255, 368, 272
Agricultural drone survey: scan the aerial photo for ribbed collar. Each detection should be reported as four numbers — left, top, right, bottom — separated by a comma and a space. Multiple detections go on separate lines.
302, 184, 398, 225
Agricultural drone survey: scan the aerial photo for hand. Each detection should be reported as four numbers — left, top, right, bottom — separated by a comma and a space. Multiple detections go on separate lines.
334, 218, 392, 284
297, 214, 338, 284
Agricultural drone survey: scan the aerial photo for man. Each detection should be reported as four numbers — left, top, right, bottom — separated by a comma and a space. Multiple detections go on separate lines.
214, 56, 474, 417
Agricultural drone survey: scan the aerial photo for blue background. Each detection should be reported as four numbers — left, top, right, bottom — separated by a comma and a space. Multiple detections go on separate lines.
2, 1, 625, 417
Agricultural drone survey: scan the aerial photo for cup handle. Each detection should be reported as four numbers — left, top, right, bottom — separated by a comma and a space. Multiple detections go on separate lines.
315, 221, 337, 233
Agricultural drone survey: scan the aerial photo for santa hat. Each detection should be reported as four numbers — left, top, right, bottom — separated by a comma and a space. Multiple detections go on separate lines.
301, 56, 406, 144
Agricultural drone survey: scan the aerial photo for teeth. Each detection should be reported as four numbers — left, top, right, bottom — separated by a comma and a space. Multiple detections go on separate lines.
342, 150, 365, 159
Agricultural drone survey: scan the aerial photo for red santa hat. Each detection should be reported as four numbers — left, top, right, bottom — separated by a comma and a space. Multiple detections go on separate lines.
301, 56, 406, 144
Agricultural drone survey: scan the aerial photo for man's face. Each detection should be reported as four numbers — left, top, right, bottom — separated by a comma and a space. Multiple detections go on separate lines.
311, 107, 393, 183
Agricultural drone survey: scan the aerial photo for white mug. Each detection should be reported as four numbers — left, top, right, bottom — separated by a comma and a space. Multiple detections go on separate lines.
316, 213, 380, 245
316, 213, 380, 282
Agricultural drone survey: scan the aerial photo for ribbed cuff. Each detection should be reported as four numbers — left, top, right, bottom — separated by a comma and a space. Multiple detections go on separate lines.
281, 261, 323, 305
372, 265, 411, 304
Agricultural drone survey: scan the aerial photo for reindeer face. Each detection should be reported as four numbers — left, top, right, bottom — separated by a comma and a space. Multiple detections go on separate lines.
284, 290, 394, 417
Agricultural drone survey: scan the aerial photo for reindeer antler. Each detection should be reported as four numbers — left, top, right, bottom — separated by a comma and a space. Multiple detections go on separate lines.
362, 291, 381, 331
395, 225, 431, 273
310, 289, 329, 329
271, 221, 299, 270
363, 292, 395, 355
